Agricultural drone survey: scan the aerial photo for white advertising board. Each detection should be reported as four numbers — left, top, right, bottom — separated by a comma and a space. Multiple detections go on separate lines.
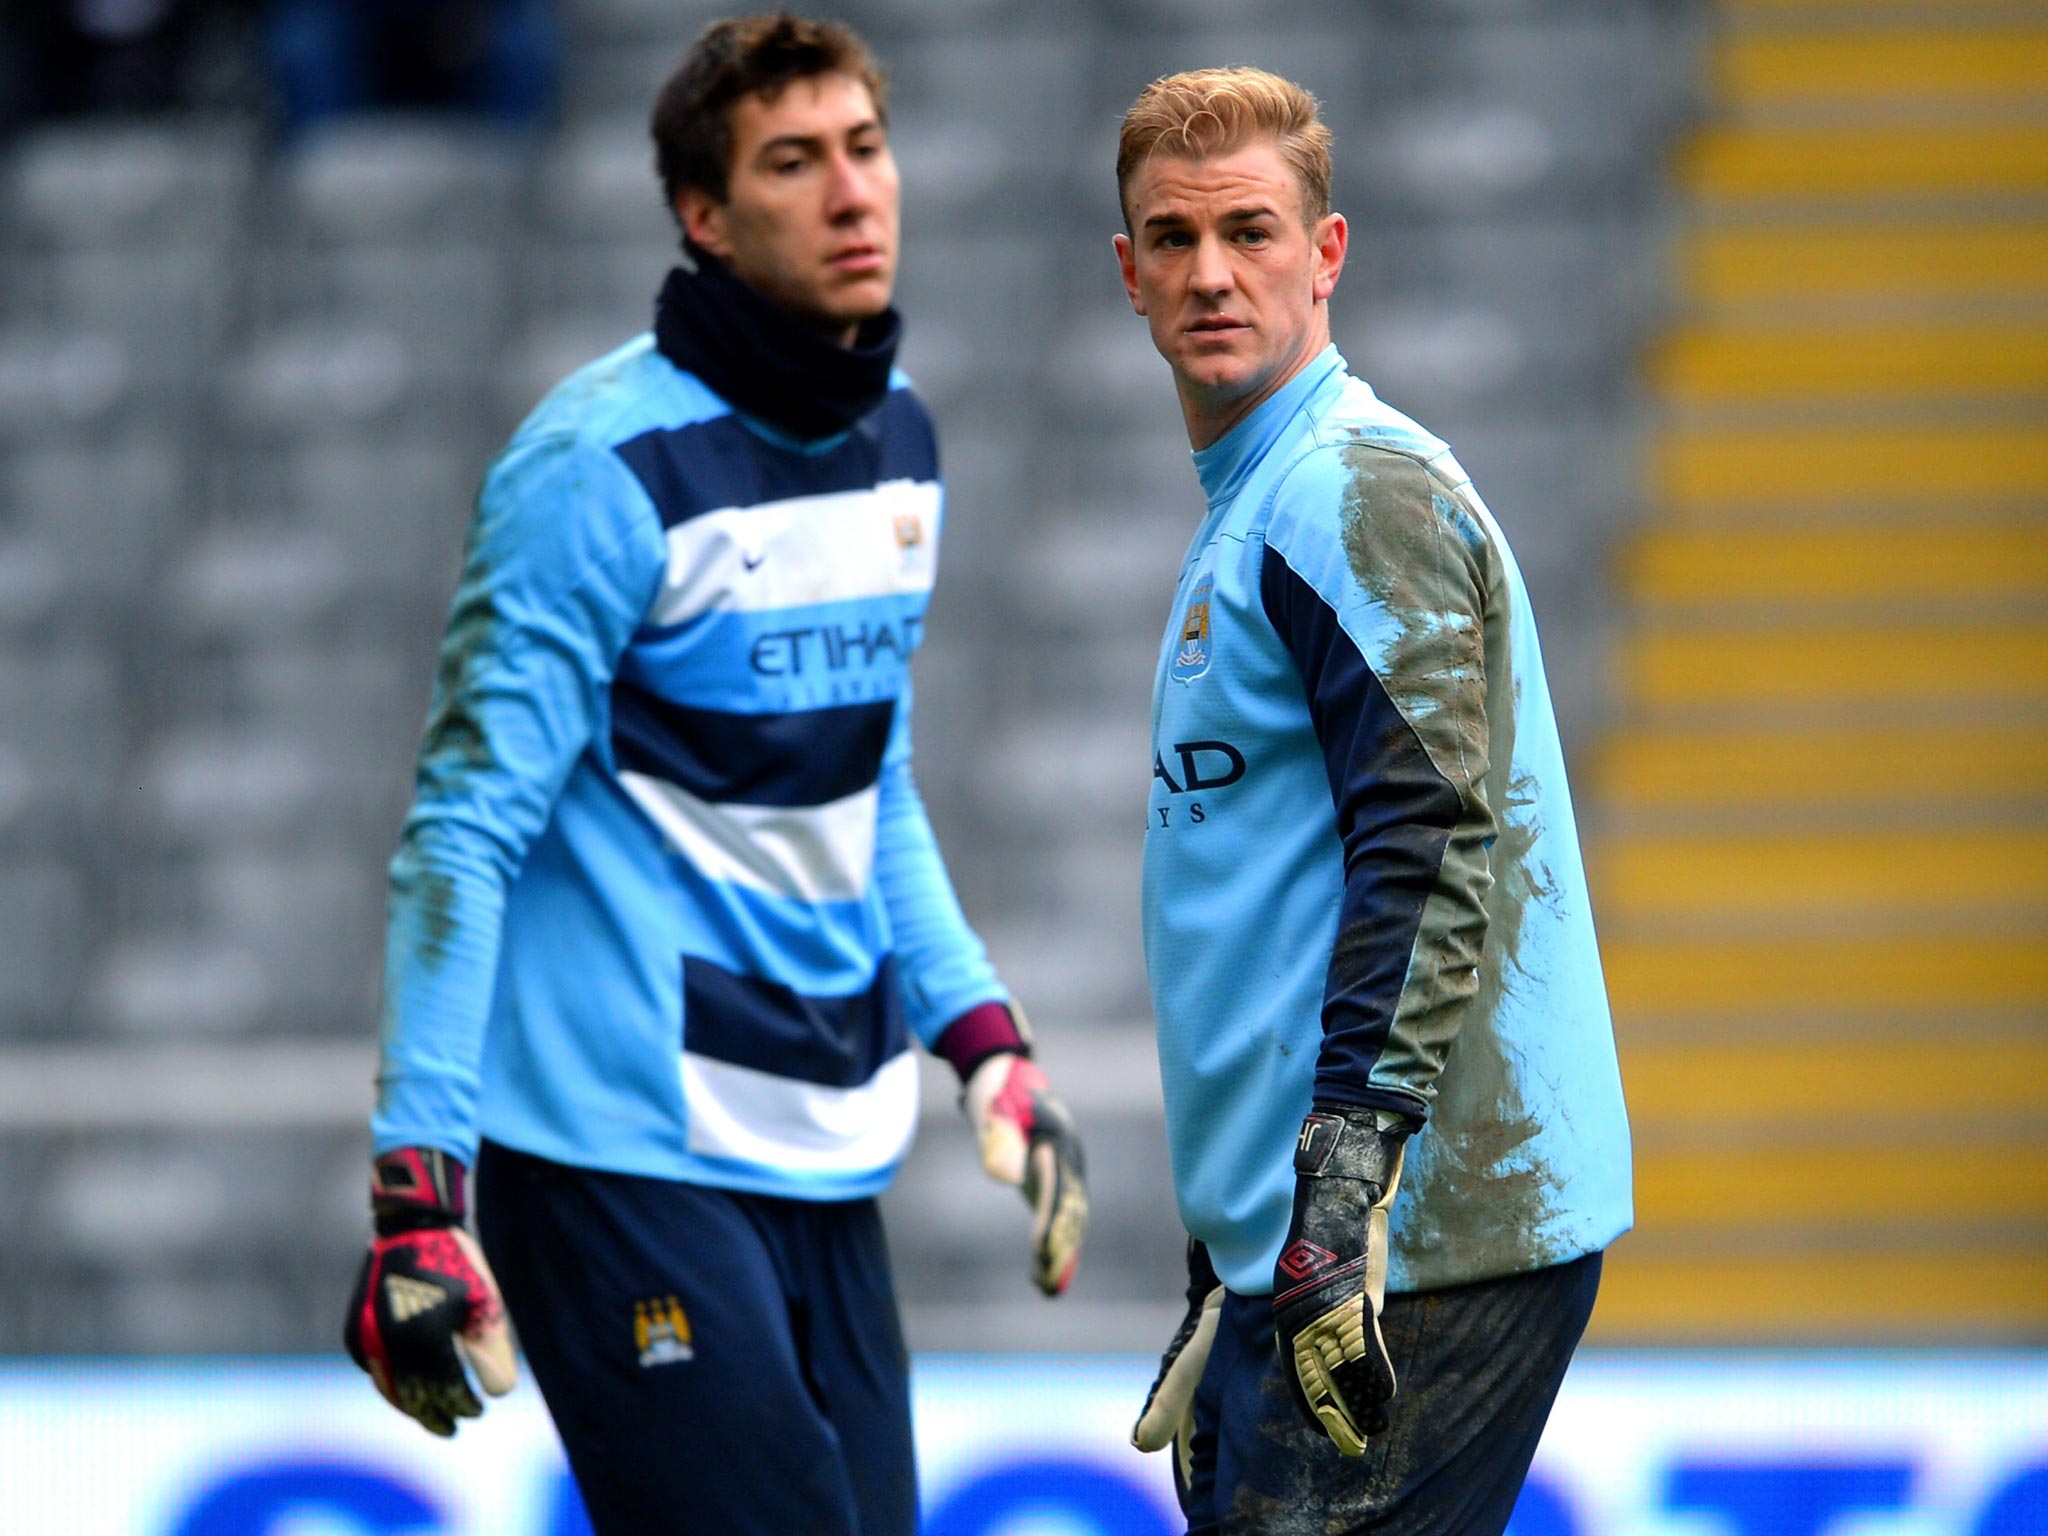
0, 1353, 2042, 1534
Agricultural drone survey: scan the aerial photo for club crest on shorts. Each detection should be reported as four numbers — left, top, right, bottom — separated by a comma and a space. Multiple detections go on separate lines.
634, 1294, 694, 1367
1171, 574, 1213, 683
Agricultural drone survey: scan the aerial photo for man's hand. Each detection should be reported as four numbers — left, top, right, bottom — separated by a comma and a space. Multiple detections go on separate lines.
963, 1050, 1089, 1295
343, 1146, 517, 1437
1272, 1105, 1414, 1456
1132, 1237, 1224, 1485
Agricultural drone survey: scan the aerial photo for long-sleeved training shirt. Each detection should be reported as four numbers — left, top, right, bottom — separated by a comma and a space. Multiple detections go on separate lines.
371, 333, 1007, 1201
1143, 347, 1633, 1295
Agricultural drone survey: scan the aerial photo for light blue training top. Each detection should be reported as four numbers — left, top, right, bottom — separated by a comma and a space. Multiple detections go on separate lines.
1143, 347, 1633, 1294
372, 335, 1007, 1201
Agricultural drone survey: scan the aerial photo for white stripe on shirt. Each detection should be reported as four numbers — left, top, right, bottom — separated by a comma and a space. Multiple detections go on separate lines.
619, 770, 879, 902
680, 1049, 920, 1175
651, 479, 940, 627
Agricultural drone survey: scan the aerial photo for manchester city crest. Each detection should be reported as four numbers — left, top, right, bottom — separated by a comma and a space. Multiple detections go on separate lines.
1171, 574, 1212, 683
634, 1294, 695, 1367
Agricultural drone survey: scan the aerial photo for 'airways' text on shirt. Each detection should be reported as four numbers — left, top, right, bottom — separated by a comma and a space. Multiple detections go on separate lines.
750, 617, 924, 676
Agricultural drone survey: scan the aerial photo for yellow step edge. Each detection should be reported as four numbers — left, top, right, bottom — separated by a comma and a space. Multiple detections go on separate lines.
1651, 322, 2048, 402
1603, 933, 2048, 1016
1587, 1249, 2048, 1342
1588, 723, 2048, 807
1679, 124, 2048, 200
1716, 31, 2048, 104
1654, 421, 2048, 508
1618, 1036, 2048, 1125
1620, 625, 2048, 708
1590, 828, 2048, 919
1621, 523, 2048, 605
1726, 0, 2048, 10
1636, 1145, 2048, 1229
1683, 224, 2048, 305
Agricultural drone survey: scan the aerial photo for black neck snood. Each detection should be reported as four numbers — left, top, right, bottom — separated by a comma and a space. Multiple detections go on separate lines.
652, 245, 902, 441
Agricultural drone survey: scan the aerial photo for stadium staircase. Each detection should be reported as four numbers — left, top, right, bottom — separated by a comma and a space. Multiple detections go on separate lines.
1586, 0, 2048, 1341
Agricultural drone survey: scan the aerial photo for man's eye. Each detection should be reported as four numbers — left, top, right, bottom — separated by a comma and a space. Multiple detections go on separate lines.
1158, 232, 1191, 249
1238, 228, 1269, 245
774, 157, 806, 175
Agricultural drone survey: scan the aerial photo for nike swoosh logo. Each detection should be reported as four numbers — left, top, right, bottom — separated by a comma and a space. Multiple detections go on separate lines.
741, 552, 766, 571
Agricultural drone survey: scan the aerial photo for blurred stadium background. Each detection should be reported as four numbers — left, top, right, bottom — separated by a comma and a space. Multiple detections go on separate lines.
0, 0, 2043, 1527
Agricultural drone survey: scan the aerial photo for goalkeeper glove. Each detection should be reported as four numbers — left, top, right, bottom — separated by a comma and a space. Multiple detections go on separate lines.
959, 1019, 1088, 1296
1272, 1104, 1415, 1456
343, 1146, 517, 1437
1131, 1237, 1224, 1485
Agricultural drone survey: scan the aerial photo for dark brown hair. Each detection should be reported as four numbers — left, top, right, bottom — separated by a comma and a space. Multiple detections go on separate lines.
650, 12, 888, 210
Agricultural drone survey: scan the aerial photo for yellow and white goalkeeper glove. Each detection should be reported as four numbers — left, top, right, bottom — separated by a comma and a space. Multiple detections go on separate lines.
1131, 1237, 1224, 1485
942, 997, 1087, 1296
964, 1048, 1089, 1294
1272, 1104, 1414, 1456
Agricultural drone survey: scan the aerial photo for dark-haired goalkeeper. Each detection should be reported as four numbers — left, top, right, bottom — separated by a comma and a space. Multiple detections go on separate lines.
1112, 67, 1631, 1535
339, 17, 1087, 1536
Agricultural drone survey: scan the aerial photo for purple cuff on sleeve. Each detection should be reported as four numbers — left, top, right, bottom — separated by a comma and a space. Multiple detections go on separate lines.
933, 1000, 1028, 1084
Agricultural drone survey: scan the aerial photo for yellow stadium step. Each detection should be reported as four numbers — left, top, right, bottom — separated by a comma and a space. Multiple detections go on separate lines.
1682, 224, 2048, 307
1602, 933, 2048, 1019
1726, 0, 2047, 13
1635, 1144, 2048, 1231
1591, 827, 2048, 923
1651, 320, 2048, 403
1619, 1035, 2048, 1128
1654, 420, 2048, 510
1619, 622, 2048, 709
1679, 123, 2048, 200
1715, 28, 2048, 106
1620, 521, 2048, 607
1588, 1248, 2048, 1343
1589, 722, 2048, 810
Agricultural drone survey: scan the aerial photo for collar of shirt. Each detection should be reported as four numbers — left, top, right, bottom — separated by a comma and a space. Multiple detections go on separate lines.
652, 242, 903, 443
1190, 345, 1351, 509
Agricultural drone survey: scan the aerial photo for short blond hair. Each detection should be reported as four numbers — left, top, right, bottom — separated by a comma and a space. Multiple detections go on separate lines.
1115, 67, 1332, 229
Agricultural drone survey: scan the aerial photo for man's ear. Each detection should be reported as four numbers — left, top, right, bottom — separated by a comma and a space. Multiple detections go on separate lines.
1311, 212, 1347, 303
1114, 232, 1146, 316
679, 188, 732, 261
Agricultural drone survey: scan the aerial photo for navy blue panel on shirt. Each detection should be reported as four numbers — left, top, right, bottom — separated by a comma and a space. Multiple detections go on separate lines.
1259, 547, 1461, 1113
613, 683, 895, 808
612, 390, 939, 531
682, 953, 908, 1089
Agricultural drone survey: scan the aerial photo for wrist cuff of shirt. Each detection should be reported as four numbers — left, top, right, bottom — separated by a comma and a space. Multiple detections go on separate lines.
1308, 1080, 1430, 1126
934, 1000, 1031, 1084
370, 1145, 468, 1237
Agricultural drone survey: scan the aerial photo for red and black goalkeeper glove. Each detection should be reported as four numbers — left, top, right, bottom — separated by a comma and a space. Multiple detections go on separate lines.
942, 1001, 1090, 1297
1272, 1104, 1415, 1456
343, 1146, 517, 1437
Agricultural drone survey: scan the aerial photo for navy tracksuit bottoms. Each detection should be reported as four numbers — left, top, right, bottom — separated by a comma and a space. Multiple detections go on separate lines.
476, 1140, 917, 1536
1179, 1252, 1602, 1535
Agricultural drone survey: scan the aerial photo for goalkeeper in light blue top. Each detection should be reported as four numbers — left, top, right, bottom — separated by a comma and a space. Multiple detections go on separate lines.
1114, 67, 1630, 1534
343, 19, 1086, 1534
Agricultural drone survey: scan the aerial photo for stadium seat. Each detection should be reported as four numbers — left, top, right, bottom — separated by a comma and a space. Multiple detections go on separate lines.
3, 119, 255, 252
0, 865, 90, 1038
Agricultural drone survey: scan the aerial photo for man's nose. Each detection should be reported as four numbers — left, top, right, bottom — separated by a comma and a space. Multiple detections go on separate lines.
824, 152, 875, 221
1188, 235, 1234, 295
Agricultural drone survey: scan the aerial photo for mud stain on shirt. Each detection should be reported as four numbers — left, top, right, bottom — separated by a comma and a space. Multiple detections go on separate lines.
1335, 440, 1566, 1277
1336, 447, 1488, 796
398, 500, 507, 973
